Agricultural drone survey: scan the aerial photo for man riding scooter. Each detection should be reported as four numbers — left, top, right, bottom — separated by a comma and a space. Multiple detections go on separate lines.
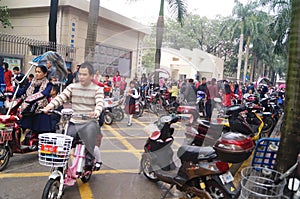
44, 62, 104, 171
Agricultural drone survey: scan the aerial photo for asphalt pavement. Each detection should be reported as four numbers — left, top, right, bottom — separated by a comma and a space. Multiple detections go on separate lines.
0, 112, 190, 199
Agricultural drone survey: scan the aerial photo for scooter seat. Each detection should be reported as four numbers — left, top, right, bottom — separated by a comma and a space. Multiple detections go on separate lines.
225, 105, 245, 115
177, 145, 216, 162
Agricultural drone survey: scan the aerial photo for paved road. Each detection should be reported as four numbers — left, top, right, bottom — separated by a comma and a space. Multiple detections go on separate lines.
0, 112, 190, 199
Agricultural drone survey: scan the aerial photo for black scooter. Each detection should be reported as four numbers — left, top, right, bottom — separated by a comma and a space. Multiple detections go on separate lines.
139, 115, 241, 199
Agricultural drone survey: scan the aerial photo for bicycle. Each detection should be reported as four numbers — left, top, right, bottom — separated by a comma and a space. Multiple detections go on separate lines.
39, 109, 97, 199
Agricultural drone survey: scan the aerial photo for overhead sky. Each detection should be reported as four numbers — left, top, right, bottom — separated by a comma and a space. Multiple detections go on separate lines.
100, 0, 250, 24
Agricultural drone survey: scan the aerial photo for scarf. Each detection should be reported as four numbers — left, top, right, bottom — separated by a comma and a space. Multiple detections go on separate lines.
21, 77, 49, 113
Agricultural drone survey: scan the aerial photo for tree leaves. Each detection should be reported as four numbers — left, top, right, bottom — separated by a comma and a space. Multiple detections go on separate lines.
0, 0, 13, 29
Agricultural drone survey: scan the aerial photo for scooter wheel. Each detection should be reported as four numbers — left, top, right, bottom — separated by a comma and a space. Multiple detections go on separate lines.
0, 145, 10, 171
140, 155, 158, 182
133, 103, 144, 118
261, 116, 275, 135
205, 180, 231, 199
81, 169, 92, 183
42, 178, 61, 199
112, 107, 124, 122
104, 112, 114, 125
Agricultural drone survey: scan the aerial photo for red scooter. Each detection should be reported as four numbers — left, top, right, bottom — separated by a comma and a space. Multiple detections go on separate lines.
0, 51, 68, 171
0, 96, 42, 171
0, 64, 40, 171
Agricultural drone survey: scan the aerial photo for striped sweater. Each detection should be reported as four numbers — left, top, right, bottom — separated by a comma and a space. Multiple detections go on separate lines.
46, 82, 104, 123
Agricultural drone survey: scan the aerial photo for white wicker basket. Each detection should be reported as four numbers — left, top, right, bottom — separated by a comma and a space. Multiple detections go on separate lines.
38, 133, 73, 167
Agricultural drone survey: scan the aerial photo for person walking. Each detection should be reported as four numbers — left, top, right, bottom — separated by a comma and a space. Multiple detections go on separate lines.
197, 77, 207, 92
12, 66, 28, 89
3, 62, 13, 91
205, 78, 218, 121
65, 68, 74, 87
73, 64, 80, 83
103, 75, 112, 98
222, 84, 237, 107
124, 81, 139, 126
184, 79, 197, 105
168, 82, 179, 102
113, 70, 121, 88
120, 76, 127, 96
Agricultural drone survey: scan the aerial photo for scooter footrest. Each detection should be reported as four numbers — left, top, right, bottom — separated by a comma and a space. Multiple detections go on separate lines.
64, 178, 76, 186
174, 176, 186, 185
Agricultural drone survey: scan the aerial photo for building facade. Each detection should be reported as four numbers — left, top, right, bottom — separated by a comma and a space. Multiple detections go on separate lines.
161, 48, 224, 81
1, 0, 149, 78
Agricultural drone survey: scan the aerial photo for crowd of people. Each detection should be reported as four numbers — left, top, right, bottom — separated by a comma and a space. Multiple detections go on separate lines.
121, 74, 285, 121
0, 60, 286, 172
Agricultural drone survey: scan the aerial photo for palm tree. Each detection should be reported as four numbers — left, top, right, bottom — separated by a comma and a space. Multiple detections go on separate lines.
153, 0, 187, 84
49, 0, 59, 50
275, 0, 300, 173
85, 0, 100, 59
260, 0, 291, 57
231, 0, 259, 81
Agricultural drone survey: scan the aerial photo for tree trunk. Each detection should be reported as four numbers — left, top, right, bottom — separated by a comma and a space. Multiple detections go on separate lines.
256, 60, 262, 80
154, 0, 164, 85
243, 36, 250, 83
250, 52, 256, 82
237, 32, 244, 81
49, 0, 59, 51
276, 0, 300, 173
85, 0, 100, 59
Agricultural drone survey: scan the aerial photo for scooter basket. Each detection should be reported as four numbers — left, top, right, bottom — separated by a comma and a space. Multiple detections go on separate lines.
239, 167, 286, 199
38, 133, 73, 167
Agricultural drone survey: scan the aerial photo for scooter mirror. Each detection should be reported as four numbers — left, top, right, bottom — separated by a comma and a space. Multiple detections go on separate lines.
160, 115, 172, 123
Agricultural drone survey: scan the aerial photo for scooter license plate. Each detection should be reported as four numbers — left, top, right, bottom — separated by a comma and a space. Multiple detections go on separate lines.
219, 171, 234, 184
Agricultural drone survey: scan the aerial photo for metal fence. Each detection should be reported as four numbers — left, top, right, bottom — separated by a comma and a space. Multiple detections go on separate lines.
0, 32, 75, 62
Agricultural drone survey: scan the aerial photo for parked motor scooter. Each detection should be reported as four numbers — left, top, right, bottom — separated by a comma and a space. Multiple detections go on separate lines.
140, 114, 254, 199
185, 102, 265, 149
103, 97, 124, 125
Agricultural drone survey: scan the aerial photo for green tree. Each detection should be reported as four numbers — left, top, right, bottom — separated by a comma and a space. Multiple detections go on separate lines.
259, 0, 291, 56
85, 0, 100, 58
231, 0, 260, 81
0, 0, 12, 28
275, 0, 300, 173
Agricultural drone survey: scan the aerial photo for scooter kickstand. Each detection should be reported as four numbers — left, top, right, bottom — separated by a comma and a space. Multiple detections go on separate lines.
161, 184, 174, 199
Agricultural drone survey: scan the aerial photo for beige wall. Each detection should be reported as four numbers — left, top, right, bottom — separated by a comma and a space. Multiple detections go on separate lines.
1, 0, 148, 78
160, 48, 224, 81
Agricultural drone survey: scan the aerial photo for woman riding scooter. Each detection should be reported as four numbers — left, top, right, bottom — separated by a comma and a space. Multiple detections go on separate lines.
18, 63, 53, 146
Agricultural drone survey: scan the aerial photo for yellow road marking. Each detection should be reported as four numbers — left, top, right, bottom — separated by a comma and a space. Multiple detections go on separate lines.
0, 172, 49, 178
0, 169, 139, 179
101, 149, 143, 153
77, 180, 93, 199
103, 136, 186, 139
102, 127, 186, 130
104, 125, 141, 160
